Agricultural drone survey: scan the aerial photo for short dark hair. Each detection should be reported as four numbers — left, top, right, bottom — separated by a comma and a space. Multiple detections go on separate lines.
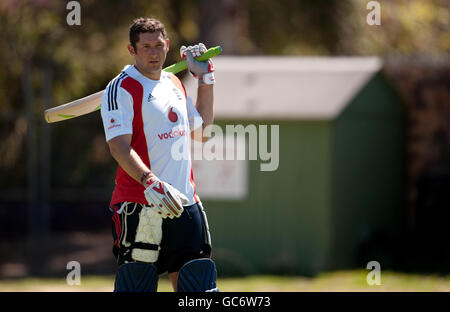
129, 17, 167, 51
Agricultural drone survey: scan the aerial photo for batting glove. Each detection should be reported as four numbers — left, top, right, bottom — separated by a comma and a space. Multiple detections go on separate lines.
180, 43, 215, 85
144, 176, 189, 219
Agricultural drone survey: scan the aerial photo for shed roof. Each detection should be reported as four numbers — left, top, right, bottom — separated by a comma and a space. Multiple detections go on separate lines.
182, 56, 383, 120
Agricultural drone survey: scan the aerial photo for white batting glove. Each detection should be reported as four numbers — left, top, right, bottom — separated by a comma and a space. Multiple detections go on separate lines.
180, 43, 215, 85
143, 176, 189, 219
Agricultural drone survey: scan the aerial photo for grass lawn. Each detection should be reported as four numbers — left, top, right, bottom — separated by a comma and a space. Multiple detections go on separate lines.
0, 270, 449, 292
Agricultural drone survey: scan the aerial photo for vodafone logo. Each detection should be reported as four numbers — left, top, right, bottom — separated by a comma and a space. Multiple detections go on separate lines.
157, 128, 187, 140
108, 117, 121, 130
168, 107, 178, 123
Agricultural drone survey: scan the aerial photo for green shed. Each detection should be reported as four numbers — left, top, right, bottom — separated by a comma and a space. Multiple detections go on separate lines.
183, 57, 404, 276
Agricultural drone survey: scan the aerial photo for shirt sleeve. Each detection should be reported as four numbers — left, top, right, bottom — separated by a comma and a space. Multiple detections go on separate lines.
186, 95, 204, 131
100, 80, 134, 142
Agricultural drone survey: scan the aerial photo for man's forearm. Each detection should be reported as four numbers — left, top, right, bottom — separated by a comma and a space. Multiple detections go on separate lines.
108, 135, 152, 185
196, 84, 214, 127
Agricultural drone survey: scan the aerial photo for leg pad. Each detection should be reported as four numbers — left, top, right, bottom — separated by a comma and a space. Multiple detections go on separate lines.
177, 258, 219, 292
114, 262, 158, 292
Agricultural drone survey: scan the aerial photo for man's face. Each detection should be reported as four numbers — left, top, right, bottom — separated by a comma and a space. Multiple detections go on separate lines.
129, 31, 169, 80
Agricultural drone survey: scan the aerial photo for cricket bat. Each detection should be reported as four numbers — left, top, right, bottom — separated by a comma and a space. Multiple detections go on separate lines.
44, 46, 222, 123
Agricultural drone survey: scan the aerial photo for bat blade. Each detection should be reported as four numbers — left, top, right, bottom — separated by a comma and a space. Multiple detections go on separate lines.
44, 46, 222, 123
44, 91, 103, 123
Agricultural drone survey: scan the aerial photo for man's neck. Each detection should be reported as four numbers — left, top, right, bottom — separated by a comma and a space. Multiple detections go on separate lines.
134, 64, 161, 81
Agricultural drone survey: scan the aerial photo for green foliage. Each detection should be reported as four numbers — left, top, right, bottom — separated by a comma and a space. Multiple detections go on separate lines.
0, 0, 447, 192
340, 0, 450, 56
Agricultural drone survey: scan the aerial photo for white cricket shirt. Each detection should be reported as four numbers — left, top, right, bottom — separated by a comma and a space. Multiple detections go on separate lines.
100, 65, 203, 207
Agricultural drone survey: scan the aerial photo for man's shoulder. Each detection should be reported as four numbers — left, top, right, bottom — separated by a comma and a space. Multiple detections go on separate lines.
107, 66, 145, 95
163, 72, 186, 97
108, 71, 128, 86
107, 65, 141, 86
102, 67, 145, 110
163, 71, 182, 84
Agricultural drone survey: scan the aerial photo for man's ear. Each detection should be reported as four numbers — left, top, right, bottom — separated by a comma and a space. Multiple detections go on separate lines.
128, 44, 136, 56
166, 38, 170, 53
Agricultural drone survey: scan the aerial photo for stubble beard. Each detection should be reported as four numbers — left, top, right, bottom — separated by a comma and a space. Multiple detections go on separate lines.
135, 57, 163, 80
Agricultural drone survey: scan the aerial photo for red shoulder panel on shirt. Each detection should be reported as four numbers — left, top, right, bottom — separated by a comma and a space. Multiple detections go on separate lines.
109, 76, 150, 207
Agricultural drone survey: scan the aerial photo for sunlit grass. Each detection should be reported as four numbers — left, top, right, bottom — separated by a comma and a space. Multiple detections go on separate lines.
0, 271, 449, 292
